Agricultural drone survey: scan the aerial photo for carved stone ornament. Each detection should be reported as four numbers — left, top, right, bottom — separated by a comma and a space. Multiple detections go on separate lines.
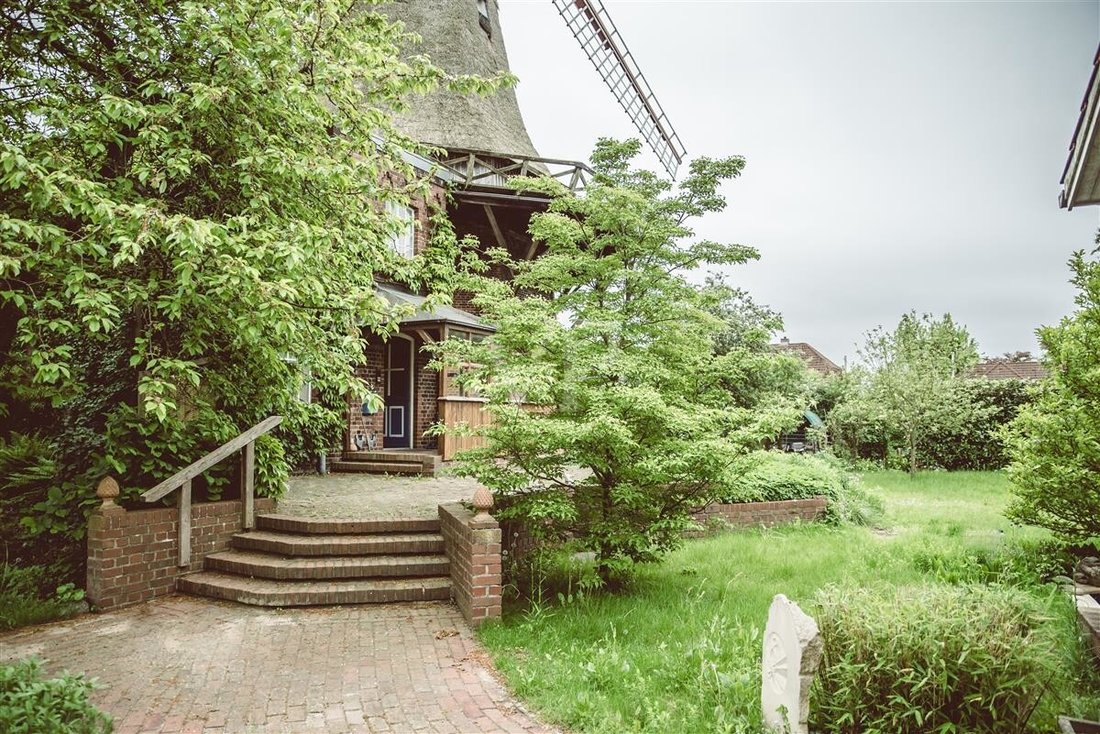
761, 594, 824, 734
472, 486, 494, 518
96, 476, 121, 509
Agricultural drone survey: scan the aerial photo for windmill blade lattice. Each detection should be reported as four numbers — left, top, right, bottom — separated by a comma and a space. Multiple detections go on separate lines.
553, 0, 687, 178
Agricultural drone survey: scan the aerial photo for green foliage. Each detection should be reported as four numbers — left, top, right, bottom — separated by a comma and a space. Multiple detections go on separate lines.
439, 139, 802, 585
831, 312, 985, 474
810, 584, 1065, 734
0, 435, 90, 579
718, 451, 883, 526
1005, 249, 1100, 542
0, 658, 110, 734
0, 565, 85, 631
919, 378, 1035, 470
277, 400, 344, 471
0, 0, 500, 559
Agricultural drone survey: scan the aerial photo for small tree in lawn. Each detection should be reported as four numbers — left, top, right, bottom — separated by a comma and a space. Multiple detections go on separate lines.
438, 139, 802, 586
1004, 249, 1100, 541
837, 312, 982, 475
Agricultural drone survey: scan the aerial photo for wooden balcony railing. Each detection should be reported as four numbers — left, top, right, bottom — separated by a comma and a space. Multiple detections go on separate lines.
140, 415, 283, 567
440, 150, 593, 194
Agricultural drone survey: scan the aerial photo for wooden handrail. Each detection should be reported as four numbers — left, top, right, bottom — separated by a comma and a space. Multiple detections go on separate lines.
141, 415, 283, 567
141, 415, 283, 502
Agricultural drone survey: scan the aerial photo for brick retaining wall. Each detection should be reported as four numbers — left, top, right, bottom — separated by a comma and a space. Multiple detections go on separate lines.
438, 503, 501, 626
87, 497, 275, 611
688, 496, 827, 536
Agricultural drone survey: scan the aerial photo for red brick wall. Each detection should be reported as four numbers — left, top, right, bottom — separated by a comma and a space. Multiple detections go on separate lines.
347, 339, 386, 451
688, 497, 827, 537
414, 341, 439, 450
86, 498, 275, 611
438, 503, 501, 626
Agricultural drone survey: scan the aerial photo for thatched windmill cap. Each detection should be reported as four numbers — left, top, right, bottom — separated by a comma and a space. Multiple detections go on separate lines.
382, 0, 541, 160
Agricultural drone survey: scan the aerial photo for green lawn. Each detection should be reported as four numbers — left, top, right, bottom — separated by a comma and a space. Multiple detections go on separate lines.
479, 471, 1100, 733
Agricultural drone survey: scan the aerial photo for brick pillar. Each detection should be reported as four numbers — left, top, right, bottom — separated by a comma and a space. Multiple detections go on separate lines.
439, 491, 502, 626
86, 477, 126, 610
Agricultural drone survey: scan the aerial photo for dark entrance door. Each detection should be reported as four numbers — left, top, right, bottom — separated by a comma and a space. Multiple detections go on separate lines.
384, 338, 413, 449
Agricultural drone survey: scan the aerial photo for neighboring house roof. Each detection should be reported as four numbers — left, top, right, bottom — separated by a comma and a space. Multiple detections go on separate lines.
969, 360, 1048, 381
1061, 45, 1100, 209
375, 283, 493, 332
772, 339, 842, 376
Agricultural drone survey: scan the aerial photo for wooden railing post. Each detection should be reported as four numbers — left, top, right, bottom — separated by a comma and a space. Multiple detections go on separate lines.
241, 440, 255, 530
139, 415, 281, 567
178, 478, 192, 567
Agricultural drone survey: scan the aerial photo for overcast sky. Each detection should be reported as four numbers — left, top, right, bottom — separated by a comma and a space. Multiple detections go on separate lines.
497, 0, 1100, 366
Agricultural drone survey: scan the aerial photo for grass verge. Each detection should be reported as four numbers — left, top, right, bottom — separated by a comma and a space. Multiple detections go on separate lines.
479, 471, 1100, 733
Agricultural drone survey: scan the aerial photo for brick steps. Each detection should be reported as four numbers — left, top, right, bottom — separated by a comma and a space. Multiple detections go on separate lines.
333, 450, 442, 477
256, 514, 439, 535
329, 460, 425, 475
178, 572, 451, 606
232, 530, 444, 557
180, 513, 452, 608
205, 550, 450, 580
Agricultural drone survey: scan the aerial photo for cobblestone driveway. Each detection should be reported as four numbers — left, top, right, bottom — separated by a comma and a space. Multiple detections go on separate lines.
0, 596, 555, 734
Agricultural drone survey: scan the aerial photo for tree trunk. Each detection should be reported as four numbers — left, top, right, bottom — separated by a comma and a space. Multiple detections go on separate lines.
908, 430, 918, 475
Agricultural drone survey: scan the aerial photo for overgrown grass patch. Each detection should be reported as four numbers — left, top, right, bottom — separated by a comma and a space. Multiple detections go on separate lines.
0, 565, 85, 631
480, 471, 1100, 733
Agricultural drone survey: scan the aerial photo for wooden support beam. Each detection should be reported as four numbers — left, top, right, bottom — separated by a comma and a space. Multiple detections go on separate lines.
241, 440, 255, 530
178, 479, 192, 567
483, 205, 507, 250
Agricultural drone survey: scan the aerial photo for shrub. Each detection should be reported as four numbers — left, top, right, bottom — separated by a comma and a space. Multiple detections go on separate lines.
1003, 251, 1100, 542
0, 565, 85, 631
0, 658, 110, 734
809, 584, 1063, 734
719, 452, 883, 525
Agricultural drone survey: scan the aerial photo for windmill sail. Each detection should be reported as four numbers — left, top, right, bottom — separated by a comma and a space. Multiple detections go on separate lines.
553, 0, 687, 177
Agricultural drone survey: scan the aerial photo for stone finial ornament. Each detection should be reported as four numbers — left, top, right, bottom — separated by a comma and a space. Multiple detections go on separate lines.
761, 594, 824, 734
96, 476, 121, 510
472, 486, 494, 519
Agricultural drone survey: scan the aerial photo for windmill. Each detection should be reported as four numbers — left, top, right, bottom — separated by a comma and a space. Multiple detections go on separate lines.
382, 0, 686, 179
352, 0, 688, 465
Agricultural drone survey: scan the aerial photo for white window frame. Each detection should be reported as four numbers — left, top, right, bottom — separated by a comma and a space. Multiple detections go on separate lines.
386, 200, 416, 259
280, 355, 312, 404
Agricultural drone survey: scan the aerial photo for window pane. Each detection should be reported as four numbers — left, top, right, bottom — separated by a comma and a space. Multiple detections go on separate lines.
385, 200, 415, 258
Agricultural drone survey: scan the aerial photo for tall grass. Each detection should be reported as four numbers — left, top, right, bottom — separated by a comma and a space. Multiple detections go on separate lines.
479, 471, 1100, 733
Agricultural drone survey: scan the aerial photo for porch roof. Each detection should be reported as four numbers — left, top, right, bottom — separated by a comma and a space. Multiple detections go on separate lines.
375, 283, 494, 332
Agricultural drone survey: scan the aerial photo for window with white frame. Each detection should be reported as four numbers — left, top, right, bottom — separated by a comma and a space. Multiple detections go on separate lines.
386, 199, 416, 259
280, 355, 312, 404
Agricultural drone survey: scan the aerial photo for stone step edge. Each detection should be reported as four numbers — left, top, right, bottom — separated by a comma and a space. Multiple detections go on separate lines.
231, 531, 445, 557
178, 572, 452, 607
205, 550, 450, 580
329, 461, 427, 475
257, 514, 440, 535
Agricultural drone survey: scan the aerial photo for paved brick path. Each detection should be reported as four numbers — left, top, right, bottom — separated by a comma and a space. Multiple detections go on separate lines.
281, 473, 481, 520
0, 596, 555, 734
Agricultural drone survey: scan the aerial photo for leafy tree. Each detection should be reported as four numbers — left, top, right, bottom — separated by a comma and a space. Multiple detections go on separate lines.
0, 0, 497, 570
833, 312, 982, 474
1004, 250, 1100, 541
438, 139, 802, 586
920, 378, 1034, 471
701, 277, 807, 410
